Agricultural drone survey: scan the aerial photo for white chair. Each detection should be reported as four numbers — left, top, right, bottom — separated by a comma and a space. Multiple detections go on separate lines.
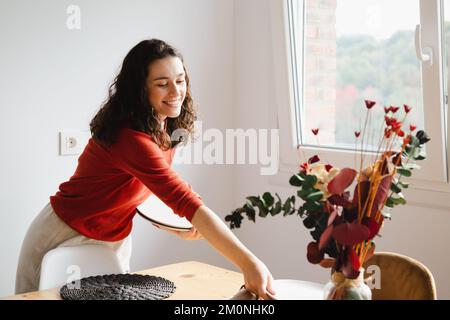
39, 244, 125, 290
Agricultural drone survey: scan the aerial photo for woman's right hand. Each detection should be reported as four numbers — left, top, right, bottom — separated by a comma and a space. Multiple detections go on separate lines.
241, 257, 276, 300
189, 206, 276, 299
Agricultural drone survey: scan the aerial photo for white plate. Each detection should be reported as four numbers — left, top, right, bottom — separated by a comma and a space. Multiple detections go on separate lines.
137, 195, 193, 231
271, 279, 324, 300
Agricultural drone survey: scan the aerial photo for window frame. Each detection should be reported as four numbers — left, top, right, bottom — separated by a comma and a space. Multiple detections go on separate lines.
268, 0, 450, 209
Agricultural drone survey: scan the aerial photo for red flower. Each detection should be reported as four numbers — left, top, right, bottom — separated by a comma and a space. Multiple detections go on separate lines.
308, 155, 320, 164
312, 128, 319, 136
332, 223, 370, 246
327, 168, 357, 195
390, 118, 402, 131
385, 116, 394, 126
390, 106, 400, 113
384, 106, 390, 114
402, 135, 411, 148
384, 116, 397, 126
410, 124, 417, 132
325, 164, 333, 172
384, 128, 392, 138
365, 100, 376, 109
354, 131, 361, 138
404, 104, 412, 113
307, 242, 324, 264
300, 162, 308, 173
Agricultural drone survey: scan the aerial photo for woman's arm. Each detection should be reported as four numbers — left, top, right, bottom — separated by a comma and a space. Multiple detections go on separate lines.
191, 205, 275, 299
154, 224, 203, 240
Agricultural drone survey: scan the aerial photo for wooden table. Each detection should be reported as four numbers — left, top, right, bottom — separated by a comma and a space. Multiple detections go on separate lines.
3, 261, 244, 300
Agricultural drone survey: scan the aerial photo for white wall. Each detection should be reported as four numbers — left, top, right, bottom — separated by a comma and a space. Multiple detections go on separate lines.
0, 0, 235, 297
1, 0, 449, 300
233, 0, 450, 299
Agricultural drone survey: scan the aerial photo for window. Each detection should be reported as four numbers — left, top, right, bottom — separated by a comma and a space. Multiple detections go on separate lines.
297, 0, 424, 151
269, 0, 450, 204
443, 0, 450, 139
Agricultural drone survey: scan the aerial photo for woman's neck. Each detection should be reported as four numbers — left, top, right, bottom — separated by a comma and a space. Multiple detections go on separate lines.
161, 119, 167, 131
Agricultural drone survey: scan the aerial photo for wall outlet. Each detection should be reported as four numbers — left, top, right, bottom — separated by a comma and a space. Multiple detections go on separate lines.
59, 131, 91, 155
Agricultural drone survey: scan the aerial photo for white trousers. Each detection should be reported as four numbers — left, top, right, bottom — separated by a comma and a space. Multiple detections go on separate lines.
15, 202, 132, 294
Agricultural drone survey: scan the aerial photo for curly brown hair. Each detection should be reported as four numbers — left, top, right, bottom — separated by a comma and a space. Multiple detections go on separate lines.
90, 39, 198, 150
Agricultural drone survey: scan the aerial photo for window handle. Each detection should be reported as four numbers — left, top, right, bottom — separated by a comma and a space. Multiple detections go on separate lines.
415, 24, 433, 66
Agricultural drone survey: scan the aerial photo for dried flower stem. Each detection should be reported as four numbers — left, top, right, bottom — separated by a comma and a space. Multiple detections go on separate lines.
359, 111, 371, 172
361, 111, 406, 223
360, 241, 372, 265
357, 110, 372, 220
365, 166, 383, 219
359, 140, 390, 223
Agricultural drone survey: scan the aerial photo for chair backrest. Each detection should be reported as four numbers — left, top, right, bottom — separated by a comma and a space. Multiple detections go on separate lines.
39, 244, 125, 291
363, 251, 437, 300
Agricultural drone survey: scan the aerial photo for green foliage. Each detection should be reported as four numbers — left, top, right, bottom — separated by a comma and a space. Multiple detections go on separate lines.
397, 168, 412, 177
335, 31, 424, 146
262, 192, 274, 207
225, 128, 429, 230
225, 171, 324, 232
386, 130, 428, 210
306, 191, 324, 202
303, 175, 318, 189
289, 173, 305, 187
224, 127, 429, 273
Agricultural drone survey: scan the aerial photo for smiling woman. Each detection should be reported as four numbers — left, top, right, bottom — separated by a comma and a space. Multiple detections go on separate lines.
148, 57, 187, 122
15, 39, 275, 300
89, 39, 197, 151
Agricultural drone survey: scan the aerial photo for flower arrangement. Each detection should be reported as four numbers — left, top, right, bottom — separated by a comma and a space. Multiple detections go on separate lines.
225, 100, 430, 281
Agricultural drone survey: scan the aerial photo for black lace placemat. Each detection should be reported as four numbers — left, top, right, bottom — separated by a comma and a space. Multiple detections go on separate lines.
59, 274, 176, 300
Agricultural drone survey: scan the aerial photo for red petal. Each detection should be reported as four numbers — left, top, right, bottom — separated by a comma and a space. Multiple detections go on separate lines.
319, 225, 334, 251
404, 104, 412, 113
319, 258, 336, 269
385, 116, 391, 125
410, 125, 417, 131
365, 100, 376, 109
308, 155, 320, 164
307, 242, 324, 264
327, 168, 357, 195
300, 162, 308, 173
325, 164, 333, 172
332, 223, 370, 246
352, 180, 370, 213
384, 106, 390, 114
391, 119, 402, 130
328, 194, 352, 208
341, 249, 361, 279
369, 175, 392, 217
362, 217, 383, 239
391, 106, 399, 113
384, 128, 392, 138
327, 208, 338, 226
349, 248, 361, 271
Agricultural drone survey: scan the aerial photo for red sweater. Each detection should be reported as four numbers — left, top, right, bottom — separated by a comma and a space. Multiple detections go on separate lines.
50, 128, 203, 241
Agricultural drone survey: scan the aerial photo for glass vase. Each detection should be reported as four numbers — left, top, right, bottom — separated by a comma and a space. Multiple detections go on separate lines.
323, 269, 372, 300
